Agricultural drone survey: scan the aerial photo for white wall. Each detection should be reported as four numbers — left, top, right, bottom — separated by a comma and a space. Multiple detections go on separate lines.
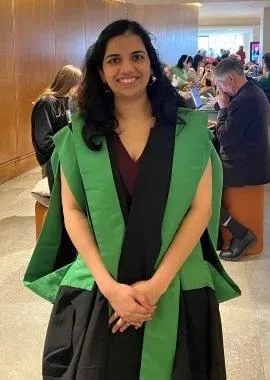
198, 26, 254, 56
260, 7, 270, 54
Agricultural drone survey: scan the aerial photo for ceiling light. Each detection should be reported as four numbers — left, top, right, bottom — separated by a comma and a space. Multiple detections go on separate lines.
110, 0, 127, 4
185, 2, 203, 7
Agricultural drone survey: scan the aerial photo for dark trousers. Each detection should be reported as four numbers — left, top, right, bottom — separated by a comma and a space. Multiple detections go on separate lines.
220, 206, 248, 240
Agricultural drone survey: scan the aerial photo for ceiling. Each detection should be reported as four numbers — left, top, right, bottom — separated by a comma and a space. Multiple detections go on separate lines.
199, 1, 270, 19
127, 0, 270, 22
130, 0, 270, 4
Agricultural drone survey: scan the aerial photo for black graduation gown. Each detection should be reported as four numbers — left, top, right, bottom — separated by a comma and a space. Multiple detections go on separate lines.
42, 123, 227, 380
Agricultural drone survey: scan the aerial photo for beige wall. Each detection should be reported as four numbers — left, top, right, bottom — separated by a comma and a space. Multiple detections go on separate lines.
0, 0, 198, 184
260, 7, 270, 54
129, 4, 198, 64
199, 17, 260, 27
199, 17, 261, 60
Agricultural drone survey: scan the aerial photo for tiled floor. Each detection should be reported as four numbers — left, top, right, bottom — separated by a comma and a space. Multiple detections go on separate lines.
0, 168, 270, 379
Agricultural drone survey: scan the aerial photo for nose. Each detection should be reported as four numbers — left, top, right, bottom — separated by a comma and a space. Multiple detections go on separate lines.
119, 57, 136, 75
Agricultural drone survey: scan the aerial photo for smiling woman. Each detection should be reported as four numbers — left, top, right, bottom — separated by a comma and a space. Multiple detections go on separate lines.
24, 19, 240, 380
101, 35, 152, 100
79, 20, 185, 151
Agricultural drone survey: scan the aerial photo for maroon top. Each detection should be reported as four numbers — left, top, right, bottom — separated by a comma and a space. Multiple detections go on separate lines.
113, 134, 140, 197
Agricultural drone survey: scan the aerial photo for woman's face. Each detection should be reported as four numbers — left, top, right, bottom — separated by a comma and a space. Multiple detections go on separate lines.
199, 58, 206, 69
205, 63, 213, 72
184, 61, 192, 70
101, 33, 152, 101
68, 84, 80, 97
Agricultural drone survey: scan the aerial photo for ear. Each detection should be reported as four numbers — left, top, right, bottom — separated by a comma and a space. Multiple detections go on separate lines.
227, 73, 234, 82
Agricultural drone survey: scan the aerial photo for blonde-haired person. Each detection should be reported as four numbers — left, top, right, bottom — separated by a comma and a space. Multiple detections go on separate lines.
32, 65, 82, 189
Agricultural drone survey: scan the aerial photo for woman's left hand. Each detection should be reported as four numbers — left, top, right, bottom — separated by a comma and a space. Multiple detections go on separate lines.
131, 280, 161, 306
109, 280, 161, 334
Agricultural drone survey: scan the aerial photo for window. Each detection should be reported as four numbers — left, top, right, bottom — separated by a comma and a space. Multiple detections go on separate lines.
198, 36, 209, 52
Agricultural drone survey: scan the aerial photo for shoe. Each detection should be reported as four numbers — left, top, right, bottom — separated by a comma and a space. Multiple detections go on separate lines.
219, 231, 257, 261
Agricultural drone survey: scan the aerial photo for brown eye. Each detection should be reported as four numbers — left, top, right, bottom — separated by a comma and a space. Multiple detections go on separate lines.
132, 54, 144, 62
108, 57, 120, 65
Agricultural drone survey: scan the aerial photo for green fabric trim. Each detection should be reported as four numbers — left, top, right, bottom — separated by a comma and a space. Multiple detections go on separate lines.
140, 108, 238, 379
60, 257, 94, 291
23, 127, 89, 301
23, 161, 68, 302
72, 113, 125, 281
53, 127, 85, 212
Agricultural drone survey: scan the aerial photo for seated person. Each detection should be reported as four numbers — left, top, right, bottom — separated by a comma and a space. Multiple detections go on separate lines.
213, 58, 270, 261
201, 59, 218, 87
259, 52, 270, 102
31, 65, 81, 190
188, 54, 206, 85
161, 63, 172, 80
171, 55, 193, 89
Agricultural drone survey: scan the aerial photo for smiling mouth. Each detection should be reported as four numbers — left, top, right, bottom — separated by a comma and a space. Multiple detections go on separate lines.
117, 77, 139, 84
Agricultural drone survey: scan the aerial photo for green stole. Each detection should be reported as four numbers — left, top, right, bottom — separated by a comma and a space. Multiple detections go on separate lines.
24, 108, 240, 379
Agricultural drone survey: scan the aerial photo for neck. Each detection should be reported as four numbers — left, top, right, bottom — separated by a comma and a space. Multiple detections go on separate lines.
115, 93, 152, 124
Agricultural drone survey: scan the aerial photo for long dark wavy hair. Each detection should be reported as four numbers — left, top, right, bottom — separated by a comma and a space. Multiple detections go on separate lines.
78, 19, 186, 150
192, 54, 205, 72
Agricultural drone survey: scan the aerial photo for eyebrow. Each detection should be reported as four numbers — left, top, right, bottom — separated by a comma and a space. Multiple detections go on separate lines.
105, 50, 146, 59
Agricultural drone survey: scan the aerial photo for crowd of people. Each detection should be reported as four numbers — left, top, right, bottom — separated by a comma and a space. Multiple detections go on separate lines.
167, 53, 216, 92
162, 46, 270, 104
26, 20, 270, 379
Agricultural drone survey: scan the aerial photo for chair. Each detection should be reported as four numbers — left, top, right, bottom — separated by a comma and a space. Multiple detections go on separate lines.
221, 185, 264, 255
35, 201, 48, 240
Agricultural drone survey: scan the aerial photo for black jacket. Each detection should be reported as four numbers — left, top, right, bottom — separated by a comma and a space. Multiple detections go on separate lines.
31, 96, 72, 166
216, 80, 270, 187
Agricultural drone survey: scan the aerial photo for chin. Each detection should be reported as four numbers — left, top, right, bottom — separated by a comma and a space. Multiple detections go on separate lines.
116, 87, 147, 100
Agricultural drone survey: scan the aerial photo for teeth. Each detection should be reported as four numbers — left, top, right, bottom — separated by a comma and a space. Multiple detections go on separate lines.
119, 77, 137, 84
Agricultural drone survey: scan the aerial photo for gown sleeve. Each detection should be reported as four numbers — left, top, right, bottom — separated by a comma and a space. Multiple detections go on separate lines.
23, 126, 86, 302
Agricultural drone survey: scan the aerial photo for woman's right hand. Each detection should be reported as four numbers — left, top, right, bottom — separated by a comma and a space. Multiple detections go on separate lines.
105, 282, 155, 324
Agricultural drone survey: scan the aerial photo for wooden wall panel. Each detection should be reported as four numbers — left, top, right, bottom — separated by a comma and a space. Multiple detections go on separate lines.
165, 5, 198, 65
141, 5, 167, 63
85, 0, 108, 48
0, 0, 17, 164
13, 0, 55, 158
14, 0, 55, 75
178, 6, 198, 57
129, 4, 198, 65
55, 0, 86, 68
127, 4, 143, 23
0, 153, 37, 184
108, 2, 127, 23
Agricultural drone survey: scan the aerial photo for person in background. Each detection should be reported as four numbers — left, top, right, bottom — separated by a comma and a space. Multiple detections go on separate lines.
213, 58, 270, 261
236, 45, 246, 65
162, 64, 172, 79
188, 54, 206, 85
259, 52, 270, 102
229, 53, 242, 63
31, 65, 82, 190
219, 49, 225, 59
171, 54, 193, 89
201, 59, 218, 87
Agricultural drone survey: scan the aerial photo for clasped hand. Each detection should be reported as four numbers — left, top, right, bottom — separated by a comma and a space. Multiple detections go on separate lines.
106, 280, 160, 334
